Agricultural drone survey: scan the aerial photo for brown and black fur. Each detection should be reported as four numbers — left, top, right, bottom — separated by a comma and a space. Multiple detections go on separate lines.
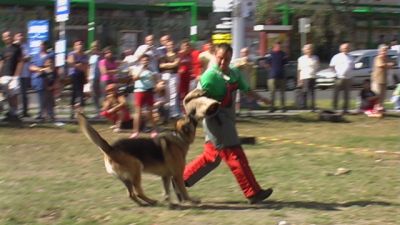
77, 112, 199, 206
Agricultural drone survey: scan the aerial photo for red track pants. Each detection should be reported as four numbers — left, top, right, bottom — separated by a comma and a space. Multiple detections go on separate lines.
183, 142, 261, 198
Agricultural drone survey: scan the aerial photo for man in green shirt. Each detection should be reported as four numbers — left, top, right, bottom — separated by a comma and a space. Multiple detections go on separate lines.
183, 44, 273, 204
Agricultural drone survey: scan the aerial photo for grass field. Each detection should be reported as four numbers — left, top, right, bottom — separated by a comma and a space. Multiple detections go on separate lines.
0, 113, 399, 225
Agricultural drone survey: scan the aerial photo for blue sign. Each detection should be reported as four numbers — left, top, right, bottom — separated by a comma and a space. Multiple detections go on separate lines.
27, 20, 49, 56
55, 0, 70, 22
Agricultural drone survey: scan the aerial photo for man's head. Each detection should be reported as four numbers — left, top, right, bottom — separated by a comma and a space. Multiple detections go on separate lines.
240, 47, 249, 58
180, 39, 191, 54
40, 41, 48, 53
159, 35, 171, 47
2, 31, 12, 45
378, 45, 389, 56
139, 54, 150, 67
165, 40, 175, 52
13, 32, 24, 44
362, 79, 371, 90
105, 83, 117, 95
73, 40, 84, 53
302, 44, 313, 56
272, 42, 282, 52
144, 35, 154, 47
214, 43, 233, 73
339, 42, 350, 54
90, 40, 100, 52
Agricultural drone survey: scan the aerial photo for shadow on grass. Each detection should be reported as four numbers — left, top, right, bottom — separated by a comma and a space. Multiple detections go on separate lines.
383, 113, 400, 118
237, 114, 351, 124
174, 200, 397, 211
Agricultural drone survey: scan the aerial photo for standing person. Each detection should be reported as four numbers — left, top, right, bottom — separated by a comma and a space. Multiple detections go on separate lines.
371, 45, 394, 109
183, 44, 273, 204
266, 42, 288, 112
129, 54, 159, 139
30, 41, 54, 121
391, 82, 400, 111
87, 40, 102, 118
42, 57, 57, 121
330, 42, 354, 113
14, 32, 31, 118
132, 34, 159, 72
233, 47, 258, 112
67, 40, 88, 119
189, 42, 201, 91
389, 39, 400, 54
157, 34, 171, 58
98, 47, 118, 86
0, 31, 23, 122
198, 40, 215, 73
297, 44, 319, 111
159, 40, 181, 119
178, 39, 193, 104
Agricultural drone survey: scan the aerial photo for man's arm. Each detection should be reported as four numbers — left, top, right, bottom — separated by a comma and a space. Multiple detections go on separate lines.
14, 48, 24, 76
246, 90, 270, 105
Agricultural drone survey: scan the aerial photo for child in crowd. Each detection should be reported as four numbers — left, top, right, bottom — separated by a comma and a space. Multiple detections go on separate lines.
391, 83, 400, 111
152, 80, 169, 124
359, 79, 382, 117
129, 54, 159, 138
42, 57, 57, 121
100, 83, 132, 132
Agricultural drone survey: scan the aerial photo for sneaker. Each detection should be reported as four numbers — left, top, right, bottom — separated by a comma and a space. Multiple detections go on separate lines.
129, 132, 139, 139
150, 130, 158, 138
247, 188, 273, 204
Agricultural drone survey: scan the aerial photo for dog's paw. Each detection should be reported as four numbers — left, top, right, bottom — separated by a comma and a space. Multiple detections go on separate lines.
147, 199, 158, 206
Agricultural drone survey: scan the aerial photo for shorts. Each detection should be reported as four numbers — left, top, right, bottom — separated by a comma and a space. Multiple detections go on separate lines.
0, 76, 20, 97
134, 91, 154, 108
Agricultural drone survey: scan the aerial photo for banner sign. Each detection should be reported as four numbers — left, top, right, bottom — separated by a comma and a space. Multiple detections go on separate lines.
27, 20, 49, 56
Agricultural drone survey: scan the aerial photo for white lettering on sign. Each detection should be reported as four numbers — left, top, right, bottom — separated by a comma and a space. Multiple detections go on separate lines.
28, 25, 49, 34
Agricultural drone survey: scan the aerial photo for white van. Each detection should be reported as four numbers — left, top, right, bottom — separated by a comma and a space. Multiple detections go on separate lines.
316, 49, 400, 89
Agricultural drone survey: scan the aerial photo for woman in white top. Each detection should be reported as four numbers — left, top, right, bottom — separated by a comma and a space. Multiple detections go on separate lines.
297, 44, 319, 111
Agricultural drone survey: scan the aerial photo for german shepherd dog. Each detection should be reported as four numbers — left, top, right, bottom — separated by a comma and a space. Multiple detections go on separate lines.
77, 112, 199, 206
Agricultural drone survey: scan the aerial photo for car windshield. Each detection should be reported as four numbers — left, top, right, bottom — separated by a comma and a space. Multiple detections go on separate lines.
350, 53, 363, 62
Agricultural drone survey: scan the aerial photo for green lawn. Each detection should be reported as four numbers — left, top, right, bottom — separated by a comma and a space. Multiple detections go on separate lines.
0, 113, 399, 225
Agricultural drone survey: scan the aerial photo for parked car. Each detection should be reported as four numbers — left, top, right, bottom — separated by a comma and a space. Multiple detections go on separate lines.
255, 56, 297, 90
316, 49, 400, 89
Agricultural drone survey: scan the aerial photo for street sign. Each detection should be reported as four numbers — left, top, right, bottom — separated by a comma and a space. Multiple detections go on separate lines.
55, 0, 70, 22
213, 0, 234, 12
55, 39, 66, 67
27, 20, 49, 56
299, 18, 311, 33
55, 52, 66, 67
212, 33, 232, 44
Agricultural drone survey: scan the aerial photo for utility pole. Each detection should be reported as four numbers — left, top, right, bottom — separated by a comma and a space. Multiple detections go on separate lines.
87, 0, 95, 46
232, 0, 244, 59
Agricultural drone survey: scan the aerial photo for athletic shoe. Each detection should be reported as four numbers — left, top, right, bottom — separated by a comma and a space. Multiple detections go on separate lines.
247, 188, 273, 204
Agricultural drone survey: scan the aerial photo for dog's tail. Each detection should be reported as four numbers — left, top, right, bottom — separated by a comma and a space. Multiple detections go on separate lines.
77, 112, 114, 155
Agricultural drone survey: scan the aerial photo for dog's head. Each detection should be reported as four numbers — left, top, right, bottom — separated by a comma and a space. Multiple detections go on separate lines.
175, 114, 198, 143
